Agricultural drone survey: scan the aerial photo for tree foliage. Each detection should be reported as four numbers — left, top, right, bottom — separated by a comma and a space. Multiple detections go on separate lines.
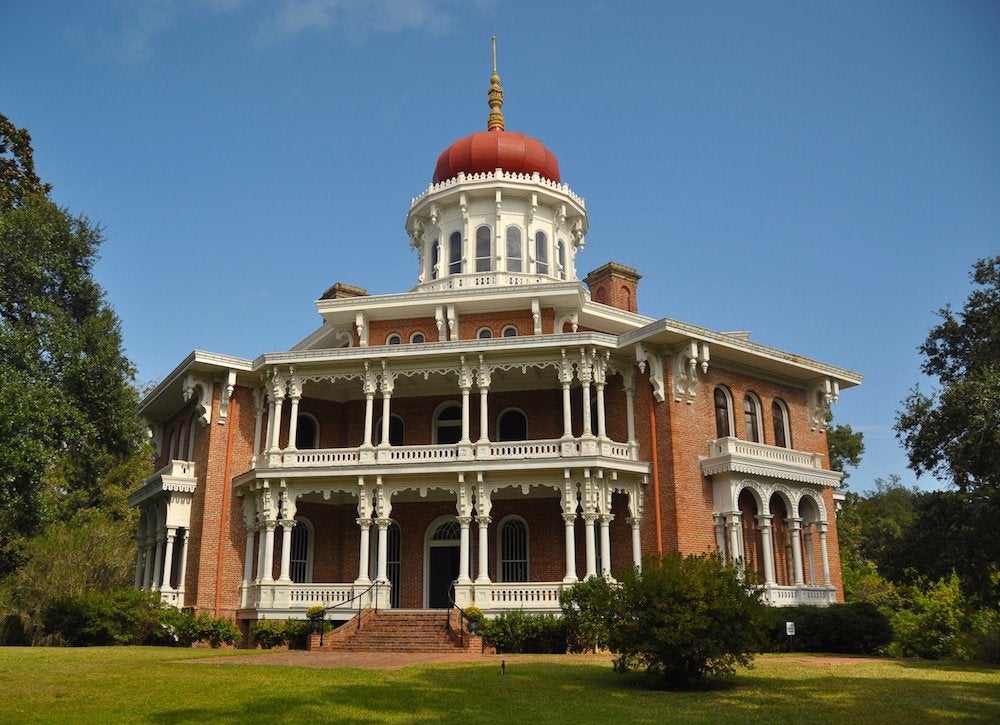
610, 554, 767, 687
826, 413, 865, 486
560, 575, 617, 652
0, 119, 145, 575
896, 256, 1000, 493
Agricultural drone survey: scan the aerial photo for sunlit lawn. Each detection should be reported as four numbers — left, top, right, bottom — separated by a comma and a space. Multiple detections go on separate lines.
1, 647, 998, 723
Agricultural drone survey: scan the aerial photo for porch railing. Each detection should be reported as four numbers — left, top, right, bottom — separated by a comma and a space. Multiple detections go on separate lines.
766, 584, 837, 607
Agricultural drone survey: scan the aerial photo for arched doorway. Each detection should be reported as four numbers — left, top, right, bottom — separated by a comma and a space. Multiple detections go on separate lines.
425, 519, 460, 608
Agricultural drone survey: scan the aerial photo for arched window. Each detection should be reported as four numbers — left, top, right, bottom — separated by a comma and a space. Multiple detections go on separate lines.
535, 231, 548, 274
498, 517, 528, 582
475, 225, 492, 272
290, 517, 314, 583
448, 231, 462, 275
374, 414, 404, 446
772, 399, 791, 448
714, 387, 733, 438
410, 332, 425, 344
478, 328, 492, 339
387, 522, 401, 608
502, 325, 517, 337
434, 404, 462, 444
506, 226, 522, 272
295, 414, 319, 450
744, 393, 762, 443
497, 409, 527, 441
557, 239, 566, 279
621, 285, 633, 312
430, 239, 439, 280
386, 334, 401, 345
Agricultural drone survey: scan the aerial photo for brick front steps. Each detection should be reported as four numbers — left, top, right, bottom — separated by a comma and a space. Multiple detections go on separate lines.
308, 609, 485, 653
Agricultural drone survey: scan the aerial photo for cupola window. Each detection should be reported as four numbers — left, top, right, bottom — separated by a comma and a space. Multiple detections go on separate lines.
557, 239, 566, 280
506, 226, 522, 272
535, 231, 548, 275
448, 231, 462, 275
430, 240, 440, 280
475, 225, 492, 272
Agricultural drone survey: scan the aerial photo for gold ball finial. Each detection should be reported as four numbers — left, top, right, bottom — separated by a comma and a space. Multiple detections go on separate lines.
488, 35, 505, 132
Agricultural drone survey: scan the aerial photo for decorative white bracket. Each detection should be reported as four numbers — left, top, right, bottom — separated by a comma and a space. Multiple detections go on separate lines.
355, 311, 369, 347
217, 370, 237, 425
182, 373, 214, 427
672, 340, 710, 404
635, 343, 665, 402
446, 305, 458, 341
808, 378, 840, 431
531, 298, 542, 335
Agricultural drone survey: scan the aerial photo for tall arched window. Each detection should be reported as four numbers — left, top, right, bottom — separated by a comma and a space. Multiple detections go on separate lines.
290, 517, 313, 583
430, 239, 439, 280
374, 414, 404, 446
498, 517, 528, 582
387, 522, 401, 608
296, 414, 319, 449
475, 225, 492, 272
744, 393, 762, 443
497, 409, 527, 441
714, 387, 733, 438
448, 231, 462, 275
535, 231, 548, 274
506, 226, 522, 272
434, 404, 462, 444
557, 239, 566, 279
772, 399, 791, 448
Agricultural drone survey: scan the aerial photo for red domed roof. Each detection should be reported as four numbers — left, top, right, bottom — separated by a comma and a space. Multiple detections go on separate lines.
433, 129, 560, 184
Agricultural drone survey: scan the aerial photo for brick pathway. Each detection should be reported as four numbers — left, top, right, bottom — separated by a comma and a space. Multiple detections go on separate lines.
186, 651, 610, 670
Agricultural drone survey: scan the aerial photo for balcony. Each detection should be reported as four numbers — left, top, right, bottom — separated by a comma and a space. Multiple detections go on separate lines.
254, 436, 640, 473
765, 584, 838, 607
700, 437, 842, 487
128, 460, 197, 507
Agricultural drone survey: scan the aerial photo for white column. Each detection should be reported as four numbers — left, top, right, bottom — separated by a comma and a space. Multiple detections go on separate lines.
142, 538, 155, 589
583, 513, 598, 578
255, 527, 267, 583
363, 392, 375, 446
242, 526, 256, 587
599, 515, 613, 577
789, 518, 805, 586
261, 521, 276, 582
726, 514, 741, 565
628, 517, 642, 570
375, 518, 390, 583
580, 369, 593, 436
252, 388, 265, 461
713, 514, 727, 557
595, 380, 607, 438
460, 386, 471, 443
286, 392, 301, 451
561, 381, 573, 438
133, 533, 145, 589
457, 516, 472, 583
151, 528, 165, 592
476, 516, 492, 584
819, 522, 832, 586
803, 522, 816, 585
278, 519, 295, 582
757, 514, 776, 585
380, 394, 391, 446
175, 530, 188, 605
478, 386, 489, 443
160, 527, 176, 591
356, 518, 372, 584
562, 513, 578, 583
268, 397, 284, 452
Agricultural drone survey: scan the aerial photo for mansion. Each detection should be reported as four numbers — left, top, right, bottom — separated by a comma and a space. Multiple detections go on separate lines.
129, 52, 860, 626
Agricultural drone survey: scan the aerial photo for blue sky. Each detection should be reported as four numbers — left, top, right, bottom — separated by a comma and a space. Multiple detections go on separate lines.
3, 1, 998, 493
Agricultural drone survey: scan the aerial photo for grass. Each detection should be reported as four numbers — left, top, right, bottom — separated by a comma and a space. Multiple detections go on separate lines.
1, 648, 998, 723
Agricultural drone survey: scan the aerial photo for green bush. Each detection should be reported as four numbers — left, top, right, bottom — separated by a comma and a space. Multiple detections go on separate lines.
285, 619, 313, 649
764, 603, 892, 655
965, 607, 1000, 664
886, 574, 967, 659
560, 576, 617, 652
42, 589, 164, 646
610, 554, 768, 687
159, 609, 240, 648
250, 619, 288, 649
481, 610, 567, 653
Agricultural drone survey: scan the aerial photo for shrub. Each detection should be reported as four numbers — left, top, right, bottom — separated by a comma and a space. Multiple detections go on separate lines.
285, 619, 313, 649
41, 589, 165, 646
610, 554, 768, 687
250, 619, 287, 649
560, 576, 617, 652
886, 574, 967, 659
481, 610, 567, 653
764, 603, 892, 655
159, 609, 240, 648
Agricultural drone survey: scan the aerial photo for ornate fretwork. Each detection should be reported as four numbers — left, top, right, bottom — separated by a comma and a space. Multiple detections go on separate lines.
182, 373, 214, 426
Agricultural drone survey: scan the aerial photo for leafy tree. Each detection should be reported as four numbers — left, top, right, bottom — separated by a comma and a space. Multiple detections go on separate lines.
826, 412, 864, 485
560, 575, 618, 652
0, 113, 51, 210
0, 119, 145, 575
610, 554, 767, 687
896, 257, 1000, 493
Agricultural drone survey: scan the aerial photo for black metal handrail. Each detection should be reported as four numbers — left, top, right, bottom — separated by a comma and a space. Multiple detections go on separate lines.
310, 580, 382, 644
446, 579, 471, 647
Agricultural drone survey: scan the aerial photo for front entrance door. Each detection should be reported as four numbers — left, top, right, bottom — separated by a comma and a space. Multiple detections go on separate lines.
427, 545, 459, 608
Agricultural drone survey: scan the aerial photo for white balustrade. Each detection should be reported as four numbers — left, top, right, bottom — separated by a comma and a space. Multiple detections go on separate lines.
708, 437, 823, 469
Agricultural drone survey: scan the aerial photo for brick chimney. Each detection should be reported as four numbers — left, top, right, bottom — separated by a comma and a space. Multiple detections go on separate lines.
585, 262, 641, 313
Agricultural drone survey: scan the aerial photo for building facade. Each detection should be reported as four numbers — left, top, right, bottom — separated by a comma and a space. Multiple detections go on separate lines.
129, 59, 860, 624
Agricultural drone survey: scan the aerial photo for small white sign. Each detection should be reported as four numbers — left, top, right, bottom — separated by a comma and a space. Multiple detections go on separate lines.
786, 621, 795, 636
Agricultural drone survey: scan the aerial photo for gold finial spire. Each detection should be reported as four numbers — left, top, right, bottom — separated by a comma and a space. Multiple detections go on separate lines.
487, 35, 505, 131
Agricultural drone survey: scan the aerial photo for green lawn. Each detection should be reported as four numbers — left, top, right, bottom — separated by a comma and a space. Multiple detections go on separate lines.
1, 648, 998, 723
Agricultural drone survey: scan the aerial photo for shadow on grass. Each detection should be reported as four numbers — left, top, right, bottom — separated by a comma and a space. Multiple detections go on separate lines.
145, 657, 1000, 724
